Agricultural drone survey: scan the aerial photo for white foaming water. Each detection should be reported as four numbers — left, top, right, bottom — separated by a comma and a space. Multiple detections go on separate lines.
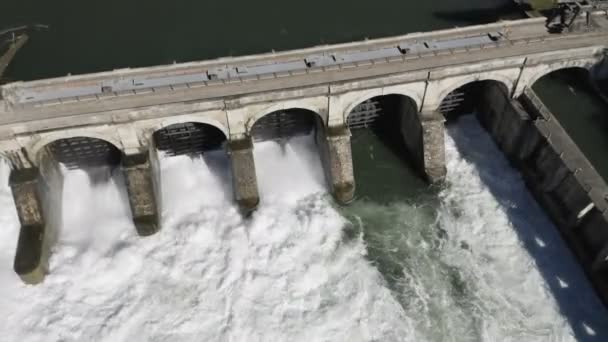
0, 126, 606, 341
0, 135, 412, 341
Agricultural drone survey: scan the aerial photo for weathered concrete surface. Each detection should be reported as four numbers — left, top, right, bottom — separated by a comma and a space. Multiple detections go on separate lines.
477, 82, 608, 306
318, 126, 355, 204
420, 112, 447, 183
399, 97, 446, 183
228, 138, 259, 212
122, 153, 159, 236
9, 148, 67, 284
9, 167, 47, 284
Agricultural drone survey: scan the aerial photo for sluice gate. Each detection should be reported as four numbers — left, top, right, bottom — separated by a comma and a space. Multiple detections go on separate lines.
438, 90, 466, 116
347, 100, 382, 129
48, 137, 121, 169
251, 110, 319, 142
153, 123, 226, 156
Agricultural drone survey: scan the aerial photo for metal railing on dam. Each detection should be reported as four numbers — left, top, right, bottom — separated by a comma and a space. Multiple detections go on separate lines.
2, 13, 608, 295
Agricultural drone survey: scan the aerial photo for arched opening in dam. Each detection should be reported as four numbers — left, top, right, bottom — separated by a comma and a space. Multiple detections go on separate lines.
15, 136, 133, 284
153, 122, 227, 157
250, 108, 324, 142
249, 108, 328, 203
151, 122, 231, 222
346, 94, 427, 201
43, 136, 122, 171
438, 80, 509, 120
39, 136, 124, 193
531, 66, 608, 182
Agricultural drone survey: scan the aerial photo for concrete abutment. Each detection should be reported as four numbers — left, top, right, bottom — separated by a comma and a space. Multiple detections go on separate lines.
8, 148, 63, 285
9, 167, 47, 284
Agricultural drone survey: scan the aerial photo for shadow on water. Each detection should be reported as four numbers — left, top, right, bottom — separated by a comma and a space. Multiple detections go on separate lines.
433, 3, 525, 24
349, 125, 432, 204
447, 115, 608, 342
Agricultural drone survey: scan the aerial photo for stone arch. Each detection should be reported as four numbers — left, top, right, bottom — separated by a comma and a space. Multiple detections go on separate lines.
437, 79, 511, 119
246, 102, 327, 134
345, 93, 419, 130
248, 106, 326, 142
29, 130, 122, 167
434, 74, 515, 113
153, 116, 230, 140
525, 61, 595, 90
342, 88, 423, 124
42, 136, 123, 171
152, 121, 228, 156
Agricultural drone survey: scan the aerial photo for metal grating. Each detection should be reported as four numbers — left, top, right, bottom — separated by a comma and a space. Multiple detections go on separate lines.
438, 90, 466, 115
154, 123, 226, 156
251, 111, 316, 142
347, 100, 382, 129
49, 137, 121, 169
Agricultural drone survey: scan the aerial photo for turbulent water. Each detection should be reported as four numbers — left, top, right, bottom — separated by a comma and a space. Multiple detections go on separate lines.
0, 120, 607, 341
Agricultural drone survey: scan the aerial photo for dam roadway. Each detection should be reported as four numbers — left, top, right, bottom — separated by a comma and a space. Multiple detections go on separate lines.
0, 17, 607, 132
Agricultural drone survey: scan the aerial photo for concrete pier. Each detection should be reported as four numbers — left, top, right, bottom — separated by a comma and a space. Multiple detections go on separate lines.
320, 126, 355, 204
420, 112, 447, 183
228, 138, 260, 212
9, 167, 47, 284
401, 109, 446, 183
122, 153, 159, 236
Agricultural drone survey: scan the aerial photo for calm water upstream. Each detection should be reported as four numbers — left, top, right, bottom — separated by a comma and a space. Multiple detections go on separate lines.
534, 69, 608, 183
1, 1, 608, 341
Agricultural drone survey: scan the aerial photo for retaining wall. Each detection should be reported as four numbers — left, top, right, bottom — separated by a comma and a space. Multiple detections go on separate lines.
477, 82, 608, 305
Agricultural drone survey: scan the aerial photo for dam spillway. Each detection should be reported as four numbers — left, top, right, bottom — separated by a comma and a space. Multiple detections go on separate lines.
2, 6, 608, 340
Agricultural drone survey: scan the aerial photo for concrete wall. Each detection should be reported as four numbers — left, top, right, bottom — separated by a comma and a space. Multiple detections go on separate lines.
228, 138, 259, 212
316, 125, 355, 204
477, 82, 608, 306
9, 149, 63, 285
122, 152, 160, 236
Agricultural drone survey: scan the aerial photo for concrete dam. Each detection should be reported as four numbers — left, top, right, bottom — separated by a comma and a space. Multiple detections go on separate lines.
2, 13, 608, 308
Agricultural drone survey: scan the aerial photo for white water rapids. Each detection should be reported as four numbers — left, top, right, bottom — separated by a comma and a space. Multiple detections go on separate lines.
0, 118, 606, 341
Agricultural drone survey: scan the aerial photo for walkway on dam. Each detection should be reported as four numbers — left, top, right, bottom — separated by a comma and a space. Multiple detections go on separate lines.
1, 16, 608, 134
